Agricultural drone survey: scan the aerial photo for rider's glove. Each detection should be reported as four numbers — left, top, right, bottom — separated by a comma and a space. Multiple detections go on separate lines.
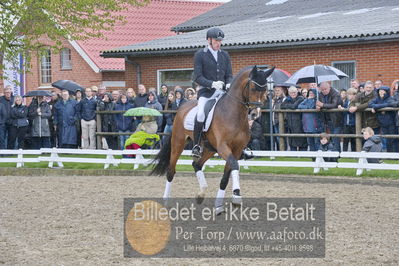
226, 83, 231, 90
212, 81, 224, 90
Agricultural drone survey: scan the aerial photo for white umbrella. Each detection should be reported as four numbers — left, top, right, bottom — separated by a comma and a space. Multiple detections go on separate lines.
286, 64, 348, 85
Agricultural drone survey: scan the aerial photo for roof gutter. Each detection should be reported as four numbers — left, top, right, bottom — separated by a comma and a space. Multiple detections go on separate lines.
102, 34, 399, 58
124, 56, 141, 88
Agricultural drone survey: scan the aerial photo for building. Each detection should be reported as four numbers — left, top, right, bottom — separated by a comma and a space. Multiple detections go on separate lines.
1, 0, 221, 94
102, 0, 399, 91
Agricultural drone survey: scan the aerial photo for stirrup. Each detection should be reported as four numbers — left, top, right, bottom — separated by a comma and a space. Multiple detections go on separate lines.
192, 144, 202, 158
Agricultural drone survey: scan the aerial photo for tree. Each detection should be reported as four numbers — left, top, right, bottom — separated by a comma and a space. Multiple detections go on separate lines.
0, 0, 149, 73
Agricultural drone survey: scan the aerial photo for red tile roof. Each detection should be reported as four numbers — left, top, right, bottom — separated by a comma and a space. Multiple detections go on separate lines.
76, 0, 221, 71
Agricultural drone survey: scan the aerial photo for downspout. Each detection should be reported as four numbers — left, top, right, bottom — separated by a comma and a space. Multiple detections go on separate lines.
124, 56, 141, 88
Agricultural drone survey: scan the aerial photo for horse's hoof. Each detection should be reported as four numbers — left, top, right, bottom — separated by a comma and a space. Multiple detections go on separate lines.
163, 198, 169, 207
215, 206, 225, 216
231, 194, 242, 206
196, 192, 205, 204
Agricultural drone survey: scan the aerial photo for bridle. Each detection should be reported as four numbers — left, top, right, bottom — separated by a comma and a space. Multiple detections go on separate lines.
226, 77, 268, 109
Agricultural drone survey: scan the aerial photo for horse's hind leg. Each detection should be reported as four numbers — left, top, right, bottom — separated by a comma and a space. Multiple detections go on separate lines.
192, 149, 214, 204
163, 131, 186, 201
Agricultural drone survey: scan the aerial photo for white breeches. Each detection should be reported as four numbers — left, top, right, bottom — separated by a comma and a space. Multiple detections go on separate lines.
196, 97, 208, 122
196, 89, 224, 122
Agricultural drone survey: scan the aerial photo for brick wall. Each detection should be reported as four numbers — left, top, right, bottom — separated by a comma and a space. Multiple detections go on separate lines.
125, 41, 399, 89
25, 38, 100, 92
4, 40, 399, 94
20, 37, 123, 93
102, 71, 125, 81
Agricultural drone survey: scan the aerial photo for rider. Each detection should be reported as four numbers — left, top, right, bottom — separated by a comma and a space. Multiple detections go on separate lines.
192, 27, 233, 158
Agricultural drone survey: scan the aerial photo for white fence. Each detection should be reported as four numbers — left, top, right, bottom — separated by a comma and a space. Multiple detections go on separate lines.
0, 148, 398, 176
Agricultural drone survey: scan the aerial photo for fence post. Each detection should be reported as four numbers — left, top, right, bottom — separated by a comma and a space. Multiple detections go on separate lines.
16, 149, 23, 168
278, 112, 285, 151
96, 110, 102, 149
355, 112, 362, 152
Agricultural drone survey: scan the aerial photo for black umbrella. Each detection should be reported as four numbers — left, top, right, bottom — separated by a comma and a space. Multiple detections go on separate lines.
270, 68, 291, 84
274, 82, 297, 88
52, 80, 84, 93
23, 90, 53, 97
286, 64, 348, 85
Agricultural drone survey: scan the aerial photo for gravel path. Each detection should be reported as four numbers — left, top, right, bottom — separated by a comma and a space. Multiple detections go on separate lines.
0, 173, 398, 265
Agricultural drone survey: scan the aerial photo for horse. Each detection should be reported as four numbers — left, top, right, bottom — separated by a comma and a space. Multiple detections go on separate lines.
151, 65, 275, 213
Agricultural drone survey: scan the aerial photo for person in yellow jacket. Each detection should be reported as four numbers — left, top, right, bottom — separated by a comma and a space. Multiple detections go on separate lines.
124, 116, 160, 157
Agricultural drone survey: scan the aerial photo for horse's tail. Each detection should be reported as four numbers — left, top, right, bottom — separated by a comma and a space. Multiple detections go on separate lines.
150, 136, 171, 176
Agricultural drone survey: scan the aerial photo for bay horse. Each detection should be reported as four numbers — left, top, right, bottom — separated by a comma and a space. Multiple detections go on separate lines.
151, 65, 274, 213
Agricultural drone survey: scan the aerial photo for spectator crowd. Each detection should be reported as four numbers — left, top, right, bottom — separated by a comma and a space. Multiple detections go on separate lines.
1, 78, 399, 155
247, 79, 399, 154
0, 84, 196, 151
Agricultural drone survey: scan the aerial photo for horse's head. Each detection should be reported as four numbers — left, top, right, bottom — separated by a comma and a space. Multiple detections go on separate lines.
246, 65, 275, 119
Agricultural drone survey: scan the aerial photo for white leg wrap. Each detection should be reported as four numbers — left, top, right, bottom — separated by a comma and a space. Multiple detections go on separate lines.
231, 170, 240, 191
163, 181, 172, 200
215, 189, 225, 207
196, 170, 208, 191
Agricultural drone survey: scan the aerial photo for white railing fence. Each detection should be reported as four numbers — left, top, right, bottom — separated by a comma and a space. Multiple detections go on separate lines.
0, 148, 398, 176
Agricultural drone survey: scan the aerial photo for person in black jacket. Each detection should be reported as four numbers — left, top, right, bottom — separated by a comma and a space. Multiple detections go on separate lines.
28, 96, 52, 149
339, 88, 356, 151
158, 84, 169, 109
248, 119, 264, 150
0, 102, 7, 150
76, 87, 97, 149
362, 127, 383, 163
98, 93, 118, 150
162, 91, 175, 146
47, 92, 59, 147
192, 27, 233, 157
133, 84, 148, 129
281, 86, 307, 151
316, 82, 343, 152
319, 132, 337, 162
9, 95, 29, 149
171, 88, 187, 111
133, 84, 148, 108
0, 86, 14, 149
369, 86, 397, 152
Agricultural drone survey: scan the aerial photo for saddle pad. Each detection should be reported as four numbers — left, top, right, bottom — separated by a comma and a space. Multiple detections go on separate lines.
184, 90, 225, 132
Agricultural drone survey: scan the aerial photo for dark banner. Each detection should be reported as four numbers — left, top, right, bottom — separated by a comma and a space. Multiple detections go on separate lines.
124, 197, 325, 258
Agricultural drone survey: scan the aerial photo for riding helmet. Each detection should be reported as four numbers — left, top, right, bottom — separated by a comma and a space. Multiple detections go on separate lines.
206, 27, 224, 40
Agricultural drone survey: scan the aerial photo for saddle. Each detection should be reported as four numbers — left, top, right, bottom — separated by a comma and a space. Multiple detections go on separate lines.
184, 90, 225, 132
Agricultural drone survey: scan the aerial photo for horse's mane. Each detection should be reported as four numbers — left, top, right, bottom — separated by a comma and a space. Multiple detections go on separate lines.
230, 65, 253, 88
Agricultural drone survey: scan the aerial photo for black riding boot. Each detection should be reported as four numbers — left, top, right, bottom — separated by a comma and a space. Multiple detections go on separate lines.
192, 120, 204, 158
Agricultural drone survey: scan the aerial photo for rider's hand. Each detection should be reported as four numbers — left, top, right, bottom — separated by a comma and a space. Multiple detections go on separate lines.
212, 81, 224, 90
226, 83, 231, 90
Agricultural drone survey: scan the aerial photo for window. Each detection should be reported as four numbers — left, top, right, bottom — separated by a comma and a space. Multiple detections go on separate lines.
60, 48, 72, 70
332, 61, 356, 90
40, 49, 52, 84
157, 68, 194, 93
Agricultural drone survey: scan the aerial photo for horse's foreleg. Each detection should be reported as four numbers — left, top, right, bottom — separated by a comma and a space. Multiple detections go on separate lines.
193, 149, 214, 204
217, 144, 243, 206
227, 154, 242, 205
215, 164, 231, 215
